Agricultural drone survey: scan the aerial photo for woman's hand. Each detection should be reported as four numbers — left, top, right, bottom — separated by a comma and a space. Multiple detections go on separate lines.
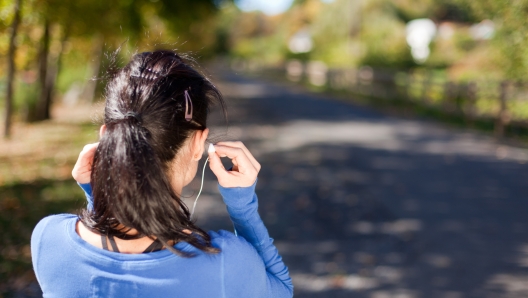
72, 143, 99, 184
208, 141, 261, 188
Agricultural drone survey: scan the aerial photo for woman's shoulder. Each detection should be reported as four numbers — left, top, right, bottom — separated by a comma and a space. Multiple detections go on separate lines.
34, 213, 77, 228
32, 214, 77, 242
208, 230, 265, 265
208, 229, 252, 248
31, 214, 78, 273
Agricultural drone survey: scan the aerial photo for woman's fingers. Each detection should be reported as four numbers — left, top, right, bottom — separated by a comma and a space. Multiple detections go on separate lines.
208, 150, 246, 187
207, 149, 228, 180
216, 141, 261, 171
81, 143, 98, 158
213, 145, 254, 174
208, 142, 259, 188
72, 143, 99, 184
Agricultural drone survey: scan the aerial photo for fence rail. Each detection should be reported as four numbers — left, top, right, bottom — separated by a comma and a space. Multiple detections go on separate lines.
240, 59, 528, 137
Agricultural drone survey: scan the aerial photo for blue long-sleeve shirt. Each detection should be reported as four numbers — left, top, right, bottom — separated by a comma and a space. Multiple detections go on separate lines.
31, 181, 293, 297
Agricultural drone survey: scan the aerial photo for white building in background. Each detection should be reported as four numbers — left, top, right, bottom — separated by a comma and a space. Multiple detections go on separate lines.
288, 29, 313, 54
470, 20, 494, 40
406, 19, 437, 64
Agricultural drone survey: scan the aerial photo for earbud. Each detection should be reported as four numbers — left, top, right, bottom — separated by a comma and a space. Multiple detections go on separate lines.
208, 143, 216, 153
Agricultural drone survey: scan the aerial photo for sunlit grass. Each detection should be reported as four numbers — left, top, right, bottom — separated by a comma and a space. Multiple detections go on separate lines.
0, 103, 101, 183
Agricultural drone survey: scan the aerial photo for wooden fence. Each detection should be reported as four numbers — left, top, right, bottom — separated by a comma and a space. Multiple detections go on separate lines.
247, 59, 528, 138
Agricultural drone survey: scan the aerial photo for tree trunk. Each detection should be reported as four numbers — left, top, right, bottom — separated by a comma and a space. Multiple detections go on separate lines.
35, 19, 51, 121
495, 81, 510, 138
4, 0, 22, 138
82, 36, 104, 103
41, 25, 70, 118
55, 26, 70, 87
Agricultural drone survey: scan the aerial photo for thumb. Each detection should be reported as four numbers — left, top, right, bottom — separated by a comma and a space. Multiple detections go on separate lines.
208, 151, 228, 180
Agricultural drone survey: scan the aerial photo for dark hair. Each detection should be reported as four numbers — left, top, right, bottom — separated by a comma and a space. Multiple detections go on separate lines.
80, 50, 225, 256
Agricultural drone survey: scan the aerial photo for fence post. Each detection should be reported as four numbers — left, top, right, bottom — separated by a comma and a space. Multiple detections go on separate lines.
421, 71, 432, 103
405, 73, 412, 102
385, 71, 398, 101
466, 81, 477, 126
495, 81, 510, 138
443, 81, 456, 114
358, 66, 373, 97
350, 69, 356, 91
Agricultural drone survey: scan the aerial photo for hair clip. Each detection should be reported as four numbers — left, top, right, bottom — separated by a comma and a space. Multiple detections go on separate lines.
184, 89, 193, 122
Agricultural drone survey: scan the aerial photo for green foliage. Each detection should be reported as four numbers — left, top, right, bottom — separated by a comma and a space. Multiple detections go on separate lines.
13, 80, 38, 120
389, 0, 437, 21
310, 0, 358, 44
389, 0, 477, 24
225, 3, 292, 65
454, 0, 528, 80
309, 0, 362, 67
453, 30, 476, 51
232, 34, 288, 63
359, 8, 415, 68
56, 52, 89, 94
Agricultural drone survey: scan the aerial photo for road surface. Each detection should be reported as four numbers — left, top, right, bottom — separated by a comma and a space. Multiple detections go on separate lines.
186, 68, 528, 298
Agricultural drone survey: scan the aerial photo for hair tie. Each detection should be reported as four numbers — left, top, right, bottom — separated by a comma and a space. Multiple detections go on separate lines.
123, 112, 142, 124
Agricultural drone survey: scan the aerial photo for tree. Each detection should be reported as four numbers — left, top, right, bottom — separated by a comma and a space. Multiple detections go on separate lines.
34, 18, 50, 120
454, 0, 528, 80
4, 0, 22, 138
26, 0, 224, 121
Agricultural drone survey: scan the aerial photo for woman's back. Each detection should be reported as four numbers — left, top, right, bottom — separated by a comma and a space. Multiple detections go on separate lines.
33, 214, 282, 298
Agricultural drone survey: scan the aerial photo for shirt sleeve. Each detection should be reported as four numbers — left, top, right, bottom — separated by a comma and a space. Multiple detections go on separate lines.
218, 181, 293, 297
77, 182, 93, 211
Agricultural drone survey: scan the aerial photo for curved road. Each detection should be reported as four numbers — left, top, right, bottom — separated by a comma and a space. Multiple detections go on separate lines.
186, 68, 528, 298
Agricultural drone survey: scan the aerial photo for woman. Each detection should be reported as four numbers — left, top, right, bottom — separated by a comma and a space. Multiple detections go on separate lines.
31, 50, 293, 297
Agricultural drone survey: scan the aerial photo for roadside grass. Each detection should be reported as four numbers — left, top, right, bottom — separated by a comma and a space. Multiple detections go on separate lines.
0, 103, 100, 295
0, 180, 86, 294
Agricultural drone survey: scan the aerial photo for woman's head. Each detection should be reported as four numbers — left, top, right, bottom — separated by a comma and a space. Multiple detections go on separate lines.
81, 50, 225, 255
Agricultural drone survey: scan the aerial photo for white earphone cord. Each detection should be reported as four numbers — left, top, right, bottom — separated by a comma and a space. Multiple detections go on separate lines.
190, 157, 209, 219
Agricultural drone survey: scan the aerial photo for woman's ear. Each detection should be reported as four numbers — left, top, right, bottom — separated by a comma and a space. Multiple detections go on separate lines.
191, 128, 209, 160
99, 124, 107, 138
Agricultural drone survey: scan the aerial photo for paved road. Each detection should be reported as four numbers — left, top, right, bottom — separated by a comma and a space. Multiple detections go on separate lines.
185, 69, 528, 298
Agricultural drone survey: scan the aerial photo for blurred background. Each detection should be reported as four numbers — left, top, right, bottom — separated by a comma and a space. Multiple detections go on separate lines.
2, 0, 528, 297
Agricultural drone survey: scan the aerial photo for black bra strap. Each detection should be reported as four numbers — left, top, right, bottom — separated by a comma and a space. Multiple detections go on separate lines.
143, 240, 164, 253
101, 235, 108, 251
108, 235, 120, 252
101, 234, 164, 253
